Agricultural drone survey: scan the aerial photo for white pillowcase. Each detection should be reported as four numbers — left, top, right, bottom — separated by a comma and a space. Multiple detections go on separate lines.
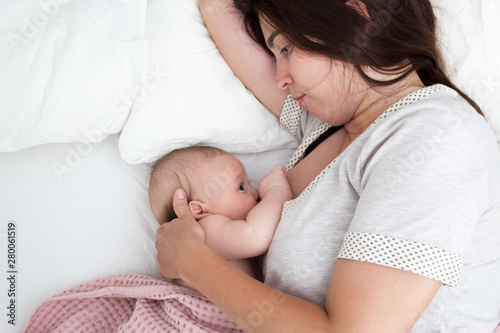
0, 135, 161, 333
0, 0, 147, 152
118, 0, 299, 164
433, 0, 500, 146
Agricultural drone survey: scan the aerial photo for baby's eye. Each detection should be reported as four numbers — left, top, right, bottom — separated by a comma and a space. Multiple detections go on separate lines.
238, 184, 245, 191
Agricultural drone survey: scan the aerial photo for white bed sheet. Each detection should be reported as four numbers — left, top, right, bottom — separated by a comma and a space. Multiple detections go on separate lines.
0, 134, 295, 332
0, 135, 160, 331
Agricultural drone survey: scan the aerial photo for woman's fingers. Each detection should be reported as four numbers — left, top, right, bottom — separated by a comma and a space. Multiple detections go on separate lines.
172, 188, 192, 220
155, 188, 207, 279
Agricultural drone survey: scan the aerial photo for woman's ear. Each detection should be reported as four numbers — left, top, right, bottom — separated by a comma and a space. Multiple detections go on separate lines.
346, 0, 370, 19
188, 200, 211, 220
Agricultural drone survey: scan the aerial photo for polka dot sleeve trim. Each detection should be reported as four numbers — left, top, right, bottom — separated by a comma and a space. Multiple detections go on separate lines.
279, 93, 303, 136
338, 231, 463, 287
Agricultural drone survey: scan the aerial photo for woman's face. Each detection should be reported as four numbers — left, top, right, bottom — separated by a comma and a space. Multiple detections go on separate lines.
260, 19, 367, 126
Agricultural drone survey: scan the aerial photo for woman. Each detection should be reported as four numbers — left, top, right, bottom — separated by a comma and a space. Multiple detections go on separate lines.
156, 0, 500, 331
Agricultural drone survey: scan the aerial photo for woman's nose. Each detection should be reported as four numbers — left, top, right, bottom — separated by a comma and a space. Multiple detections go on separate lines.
275, 63, 293, 89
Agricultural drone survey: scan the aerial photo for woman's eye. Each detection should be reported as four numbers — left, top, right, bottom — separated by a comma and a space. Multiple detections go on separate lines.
280, 44, 291, 55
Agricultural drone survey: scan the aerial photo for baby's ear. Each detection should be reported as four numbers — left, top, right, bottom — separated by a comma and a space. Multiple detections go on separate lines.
188, 200, 211, 220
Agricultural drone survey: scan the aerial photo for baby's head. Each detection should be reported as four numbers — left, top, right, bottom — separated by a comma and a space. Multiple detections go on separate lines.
149, 146, 258, 224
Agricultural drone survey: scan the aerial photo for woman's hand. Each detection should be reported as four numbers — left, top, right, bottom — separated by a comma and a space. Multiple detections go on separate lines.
155, 189, 206, 280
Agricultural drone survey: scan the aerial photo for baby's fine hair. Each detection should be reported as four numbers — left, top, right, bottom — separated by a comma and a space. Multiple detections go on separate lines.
148, 146, 230, 224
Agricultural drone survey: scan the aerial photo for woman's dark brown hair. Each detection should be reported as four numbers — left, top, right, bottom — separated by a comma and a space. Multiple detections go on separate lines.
233, 0, 483, 115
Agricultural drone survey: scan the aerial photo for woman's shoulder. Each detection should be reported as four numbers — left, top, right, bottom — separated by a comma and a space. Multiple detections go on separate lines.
374, 84, 494, 147
375, 84, 470, 122
366, 84, 500, 179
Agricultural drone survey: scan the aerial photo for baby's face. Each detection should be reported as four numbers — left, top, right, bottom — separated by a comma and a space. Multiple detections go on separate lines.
198, 154, 258, 220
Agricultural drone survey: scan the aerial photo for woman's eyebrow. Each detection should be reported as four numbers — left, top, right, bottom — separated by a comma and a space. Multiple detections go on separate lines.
267, 31, 280, 48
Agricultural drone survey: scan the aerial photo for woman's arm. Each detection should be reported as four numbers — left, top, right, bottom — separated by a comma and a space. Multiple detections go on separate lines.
198, 0, 288, 117
157, 190, 442, 333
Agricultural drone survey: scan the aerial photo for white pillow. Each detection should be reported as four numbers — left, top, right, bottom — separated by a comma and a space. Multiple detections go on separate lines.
0, 0, 147, 152
118, 0, 299, 164
432, 0, 500, 146
0, 135, 161, 333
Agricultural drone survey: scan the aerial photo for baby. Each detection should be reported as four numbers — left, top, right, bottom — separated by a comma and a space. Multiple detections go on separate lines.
149, 146, 292, 287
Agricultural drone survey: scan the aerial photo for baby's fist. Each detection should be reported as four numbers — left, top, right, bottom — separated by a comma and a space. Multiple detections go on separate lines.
258, 165, 291, 198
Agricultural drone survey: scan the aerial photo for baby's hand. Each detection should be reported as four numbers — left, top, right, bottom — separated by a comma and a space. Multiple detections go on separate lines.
258, 165, 292, 199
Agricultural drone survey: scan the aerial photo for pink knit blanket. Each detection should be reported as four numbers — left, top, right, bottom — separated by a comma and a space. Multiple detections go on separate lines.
21, 274, 242, 333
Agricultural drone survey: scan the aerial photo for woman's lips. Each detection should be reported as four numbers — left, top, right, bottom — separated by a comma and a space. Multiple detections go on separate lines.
293, 95, 305, 108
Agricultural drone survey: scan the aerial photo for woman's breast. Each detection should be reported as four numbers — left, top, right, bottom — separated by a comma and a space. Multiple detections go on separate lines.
264, 161, 357, 306
287, 128, 347, 198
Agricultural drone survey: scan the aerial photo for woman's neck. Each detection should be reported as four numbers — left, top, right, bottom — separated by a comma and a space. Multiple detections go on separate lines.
345, 72, 424, 141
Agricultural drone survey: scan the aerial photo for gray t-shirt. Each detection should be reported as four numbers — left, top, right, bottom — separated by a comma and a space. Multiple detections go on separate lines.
265, 85, 500, 332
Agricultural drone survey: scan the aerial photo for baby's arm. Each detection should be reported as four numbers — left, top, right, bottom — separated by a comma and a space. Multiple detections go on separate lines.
246, 165, 292, 244
199, 165, 292, 260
